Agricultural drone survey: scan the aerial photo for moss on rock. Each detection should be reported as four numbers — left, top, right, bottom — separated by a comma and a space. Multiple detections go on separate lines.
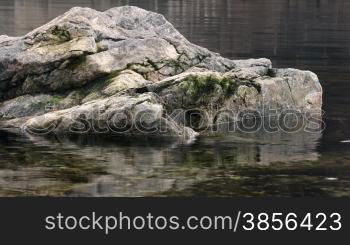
51, 26, 72, 42
48, 95, 64, 105
179, 75, 237, 102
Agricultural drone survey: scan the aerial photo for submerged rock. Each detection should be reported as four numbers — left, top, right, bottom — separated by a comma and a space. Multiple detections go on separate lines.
0, 6, 323, 139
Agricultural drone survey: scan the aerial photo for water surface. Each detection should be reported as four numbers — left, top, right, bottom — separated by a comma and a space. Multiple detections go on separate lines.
0, 0, 350, 196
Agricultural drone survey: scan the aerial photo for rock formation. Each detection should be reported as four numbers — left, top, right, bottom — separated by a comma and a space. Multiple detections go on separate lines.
0, 6, 323, 140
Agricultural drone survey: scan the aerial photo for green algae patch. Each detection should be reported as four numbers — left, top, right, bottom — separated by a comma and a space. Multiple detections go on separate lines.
178, 75, 239, 106
51, 26, 72, 42
30, 95, 64, 110
180, 75, 236, 96
48, 95, 64, 105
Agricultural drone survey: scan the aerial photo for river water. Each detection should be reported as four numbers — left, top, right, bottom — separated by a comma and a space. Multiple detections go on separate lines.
0, 0, 350, 196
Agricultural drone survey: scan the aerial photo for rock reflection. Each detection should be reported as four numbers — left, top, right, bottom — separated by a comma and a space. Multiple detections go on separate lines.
0, 122, 322, 196
203, 116, 322, 165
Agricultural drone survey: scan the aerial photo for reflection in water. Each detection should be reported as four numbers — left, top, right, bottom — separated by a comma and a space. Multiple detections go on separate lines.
1, 124, 346, 197
1, 0, 350, 196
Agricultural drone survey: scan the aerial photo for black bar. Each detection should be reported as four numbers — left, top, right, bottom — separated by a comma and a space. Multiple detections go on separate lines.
0, 198, 348, 244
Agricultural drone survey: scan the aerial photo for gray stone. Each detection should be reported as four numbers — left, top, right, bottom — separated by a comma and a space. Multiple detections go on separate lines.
0, 6, 323, 139
0, 94, 58, 119
19, 93, 198, 141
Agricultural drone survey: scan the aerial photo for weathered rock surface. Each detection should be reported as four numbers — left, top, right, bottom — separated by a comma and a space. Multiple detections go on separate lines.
0, 6, 323, 139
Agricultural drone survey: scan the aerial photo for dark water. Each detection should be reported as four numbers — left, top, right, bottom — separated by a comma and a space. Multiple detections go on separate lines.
1, 0, 350, 196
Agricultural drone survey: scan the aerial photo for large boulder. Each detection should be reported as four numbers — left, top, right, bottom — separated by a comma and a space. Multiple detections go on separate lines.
0, 6, 322, 139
